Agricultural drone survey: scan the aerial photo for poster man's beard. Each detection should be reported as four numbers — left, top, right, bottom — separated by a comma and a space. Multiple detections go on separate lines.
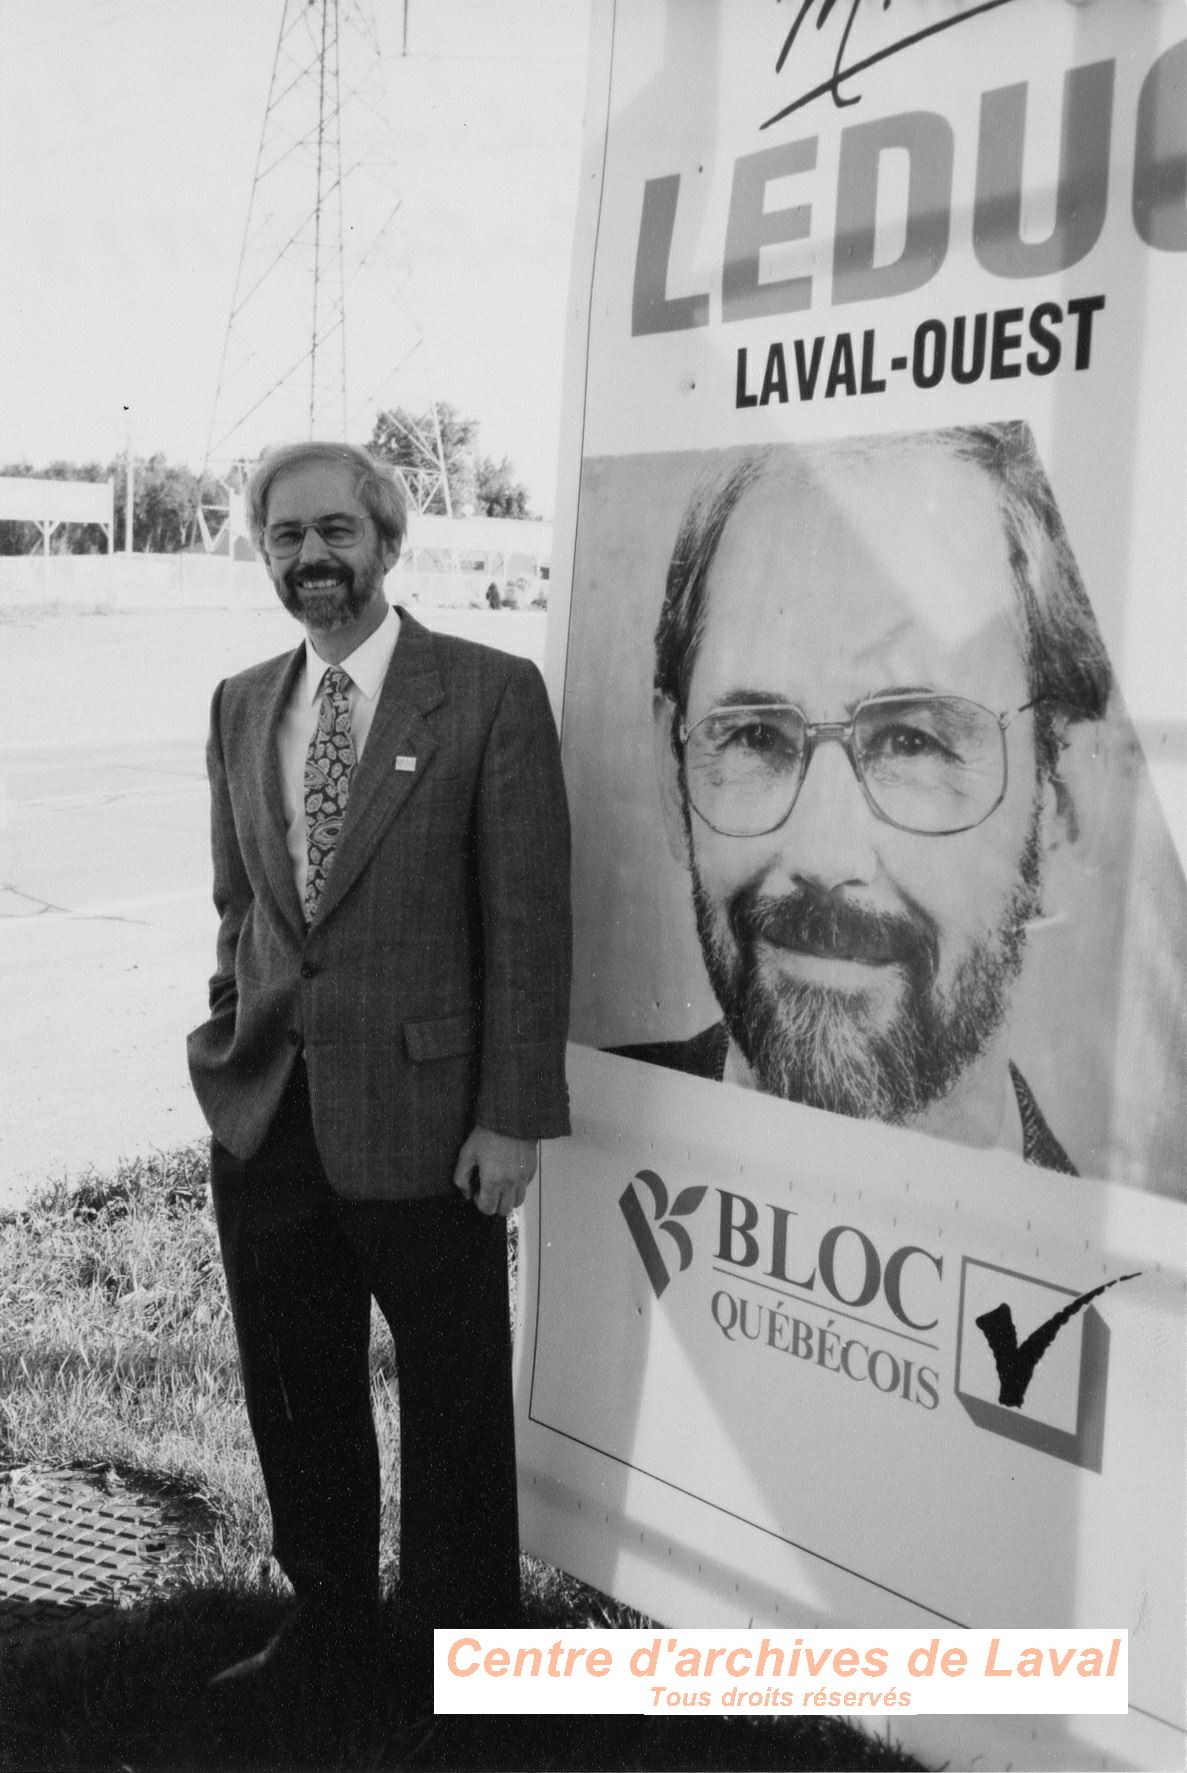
690, 810, 1043, 1124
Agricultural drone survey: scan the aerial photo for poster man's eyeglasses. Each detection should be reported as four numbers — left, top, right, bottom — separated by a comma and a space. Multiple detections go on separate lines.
264, 515, 367, 557
678, 693, 1041, 838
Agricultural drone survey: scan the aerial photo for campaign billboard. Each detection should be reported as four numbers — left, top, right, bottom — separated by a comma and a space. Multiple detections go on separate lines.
519, 6, 1186, 1769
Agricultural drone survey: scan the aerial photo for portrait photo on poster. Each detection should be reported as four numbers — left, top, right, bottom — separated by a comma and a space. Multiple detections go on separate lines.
563, 423, 1186, 1195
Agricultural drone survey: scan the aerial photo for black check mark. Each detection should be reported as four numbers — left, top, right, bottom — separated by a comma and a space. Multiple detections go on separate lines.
976, 1272, 1140, 1408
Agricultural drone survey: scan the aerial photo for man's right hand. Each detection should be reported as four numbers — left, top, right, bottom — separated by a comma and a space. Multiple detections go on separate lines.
452, 1125, 538, 1216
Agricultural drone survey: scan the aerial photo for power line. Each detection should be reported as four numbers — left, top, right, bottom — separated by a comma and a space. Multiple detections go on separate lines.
7, 0, 191, 56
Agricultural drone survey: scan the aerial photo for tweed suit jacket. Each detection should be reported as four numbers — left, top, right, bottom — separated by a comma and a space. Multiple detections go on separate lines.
187, 608, 571, 1200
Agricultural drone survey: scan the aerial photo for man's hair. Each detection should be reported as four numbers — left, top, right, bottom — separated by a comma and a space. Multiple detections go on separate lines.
246, 441, 408, 554
653, 423, 1111, 779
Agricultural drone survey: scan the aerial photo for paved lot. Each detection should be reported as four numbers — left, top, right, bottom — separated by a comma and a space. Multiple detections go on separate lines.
1, 604, 546, 1211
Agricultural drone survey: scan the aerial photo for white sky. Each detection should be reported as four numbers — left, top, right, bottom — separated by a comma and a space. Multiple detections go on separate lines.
0, 0, 590, 516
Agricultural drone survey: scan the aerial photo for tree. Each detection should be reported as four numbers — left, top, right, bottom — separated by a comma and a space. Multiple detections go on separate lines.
475, 454, 532, 520
112, 454, 217, 553
0, 416, 535, 555
369, 403, 532, 518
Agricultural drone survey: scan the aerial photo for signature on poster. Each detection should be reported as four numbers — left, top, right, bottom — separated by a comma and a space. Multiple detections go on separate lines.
764, 0, 1019, 128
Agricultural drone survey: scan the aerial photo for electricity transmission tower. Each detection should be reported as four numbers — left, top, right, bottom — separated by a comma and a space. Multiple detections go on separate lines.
201, 0, 450, 551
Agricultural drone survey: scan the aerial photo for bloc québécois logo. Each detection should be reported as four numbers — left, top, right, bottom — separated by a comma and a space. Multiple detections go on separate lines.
619, 1170, 1139, 1471
618, 1170, 707, 1298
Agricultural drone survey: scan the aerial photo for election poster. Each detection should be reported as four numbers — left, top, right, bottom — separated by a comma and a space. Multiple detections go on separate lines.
517, 4, 1186, 1770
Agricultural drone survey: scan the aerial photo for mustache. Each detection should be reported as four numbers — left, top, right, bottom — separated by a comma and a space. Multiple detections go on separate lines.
731, 885, 938, 983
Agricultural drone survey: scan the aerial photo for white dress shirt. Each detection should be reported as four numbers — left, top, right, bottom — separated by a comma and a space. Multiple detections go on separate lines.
277, 604, 401, 906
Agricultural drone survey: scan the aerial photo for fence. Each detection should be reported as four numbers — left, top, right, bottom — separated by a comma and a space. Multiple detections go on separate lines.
0, 553, 538, 611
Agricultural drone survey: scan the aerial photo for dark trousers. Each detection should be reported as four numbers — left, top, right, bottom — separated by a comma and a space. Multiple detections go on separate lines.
210, 1061, 521, 1637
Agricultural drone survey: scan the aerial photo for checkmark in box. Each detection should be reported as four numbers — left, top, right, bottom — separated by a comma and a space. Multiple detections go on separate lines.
954, 1257, 1113, 1471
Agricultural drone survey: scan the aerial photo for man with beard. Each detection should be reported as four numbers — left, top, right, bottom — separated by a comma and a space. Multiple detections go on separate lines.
187, 441, 571, 1723
617, 423, 1109, 1171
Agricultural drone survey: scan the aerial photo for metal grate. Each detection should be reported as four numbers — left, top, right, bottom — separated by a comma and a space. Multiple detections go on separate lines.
0, 1465, 204, 1645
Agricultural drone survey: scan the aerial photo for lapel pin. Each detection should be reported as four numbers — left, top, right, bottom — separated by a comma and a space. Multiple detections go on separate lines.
395, 755, 417, 772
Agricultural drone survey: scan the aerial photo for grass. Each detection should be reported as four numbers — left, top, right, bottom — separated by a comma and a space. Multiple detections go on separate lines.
0, 1150, 924, 1771
0, 1149, 272, 1591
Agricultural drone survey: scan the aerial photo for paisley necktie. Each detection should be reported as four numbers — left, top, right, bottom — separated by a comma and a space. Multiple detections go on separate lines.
303, 665, 356, 922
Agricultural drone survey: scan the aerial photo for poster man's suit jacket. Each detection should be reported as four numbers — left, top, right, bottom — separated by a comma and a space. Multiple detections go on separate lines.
187, 608, 571, 1201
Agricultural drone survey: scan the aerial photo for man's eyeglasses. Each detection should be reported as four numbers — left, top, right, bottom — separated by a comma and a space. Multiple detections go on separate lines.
678, 694, 1041, 838
264, 515, 367, 558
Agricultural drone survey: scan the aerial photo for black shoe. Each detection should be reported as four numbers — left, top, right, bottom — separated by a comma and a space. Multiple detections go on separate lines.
208, 1595, 379, 1696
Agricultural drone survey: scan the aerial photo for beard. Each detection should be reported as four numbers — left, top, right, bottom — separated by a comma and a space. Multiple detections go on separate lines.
690, 805, 1044, 1125
275, 559, 384, 631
